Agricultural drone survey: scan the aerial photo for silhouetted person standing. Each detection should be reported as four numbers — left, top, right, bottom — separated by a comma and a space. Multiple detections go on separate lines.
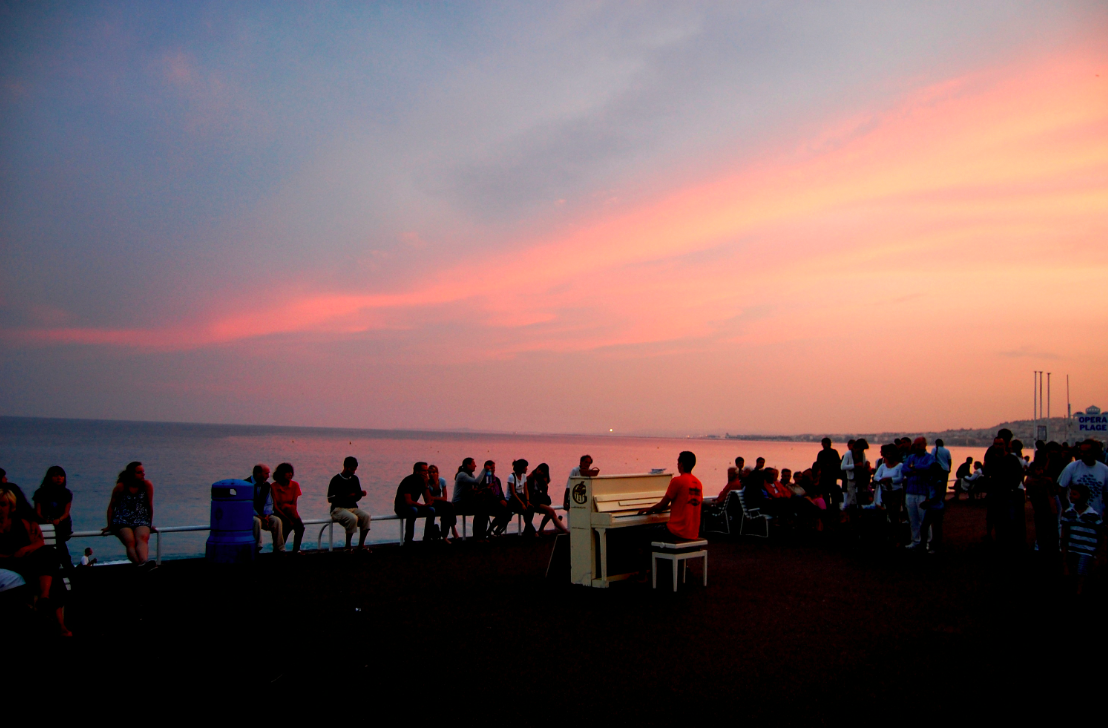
815, 438, 843, 523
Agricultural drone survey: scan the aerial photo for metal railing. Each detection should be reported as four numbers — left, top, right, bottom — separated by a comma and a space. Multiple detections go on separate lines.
69, 507, 567, 565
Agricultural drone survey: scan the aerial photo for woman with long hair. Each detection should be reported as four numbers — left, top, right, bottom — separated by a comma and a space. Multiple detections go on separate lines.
528, 463, 568, 535
33, 465, 74, 566
102, 461, 155, 566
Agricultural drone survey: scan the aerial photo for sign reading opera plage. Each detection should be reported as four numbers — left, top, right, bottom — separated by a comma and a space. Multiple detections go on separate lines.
1077, 414, 1108, 433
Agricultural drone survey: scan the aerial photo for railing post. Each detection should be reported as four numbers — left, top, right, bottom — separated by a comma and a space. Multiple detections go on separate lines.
155, 531, 162, 565
328, 522, 334, 552
462, 515, 467, 540
397, 519, 403, 545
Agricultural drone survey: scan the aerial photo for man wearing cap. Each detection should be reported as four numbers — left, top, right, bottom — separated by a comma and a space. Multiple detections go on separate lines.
902, 437, 937, 550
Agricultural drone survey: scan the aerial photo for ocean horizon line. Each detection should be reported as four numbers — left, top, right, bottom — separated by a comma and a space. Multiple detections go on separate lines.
0, 414, 710, 443
1, 413, 1060, 445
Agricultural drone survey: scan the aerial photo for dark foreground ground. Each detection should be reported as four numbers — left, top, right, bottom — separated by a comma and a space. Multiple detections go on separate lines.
14, 500, 1102, 722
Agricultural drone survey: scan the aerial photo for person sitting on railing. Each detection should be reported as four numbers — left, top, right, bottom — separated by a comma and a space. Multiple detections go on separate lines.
102, 461, 155, 567
0, 486, 71, 635
482, 460, 512, 537
426, 465, 457, 541
395, 462, 439, 545
528, 463, 567, 535
271, 463, 304, 554
506, 459, 536, 537
248, 464, 284, 554
328, 457, 372, 551
453, 458, 491, 541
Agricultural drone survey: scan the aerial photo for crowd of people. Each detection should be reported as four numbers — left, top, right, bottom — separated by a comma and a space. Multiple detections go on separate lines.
3, 432, 1105, 635
712, 432, 1108, 592
247, 454, 578, 552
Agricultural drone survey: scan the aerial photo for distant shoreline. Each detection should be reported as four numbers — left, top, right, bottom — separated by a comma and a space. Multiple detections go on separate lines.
713, 415, 1081, 448
0, 413, 1082, 448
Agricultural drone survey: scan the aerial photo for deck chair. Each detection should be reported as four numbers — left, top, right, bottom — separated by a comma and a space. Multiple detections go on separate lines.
38, 523, 72, 593
703, 491, 739, 536
737, 490, 772, 538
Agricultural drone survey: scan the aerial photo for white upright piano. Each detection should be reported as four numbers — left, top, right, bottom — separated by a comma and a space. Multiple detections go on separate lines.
569, 472, 672, 588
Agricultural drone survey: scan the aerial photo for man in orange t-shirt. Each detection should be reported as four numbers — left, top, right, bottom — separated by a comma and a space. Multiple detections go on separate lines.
641, 451, 703, 541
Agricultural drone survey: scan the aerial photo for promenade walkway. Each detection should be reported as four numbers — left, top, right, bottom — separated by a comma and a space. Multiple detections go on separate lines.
16, 500, 1094, 721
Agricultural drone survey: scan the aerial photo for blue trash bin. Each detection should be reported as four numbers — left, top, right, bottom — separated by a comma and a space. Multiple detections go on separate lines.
205, 479, 255, 563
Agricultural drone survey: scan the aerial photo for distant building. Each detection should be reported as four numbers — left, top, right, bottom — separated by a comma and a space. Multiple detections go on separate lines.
1088, 405, 1101, 415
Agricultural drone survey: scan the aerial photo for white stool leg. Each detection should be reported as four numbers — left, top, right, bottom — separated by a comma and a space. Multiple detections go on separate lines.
672, 556, 678, 592
702, 552, 708, 586
652, 553, 657, 589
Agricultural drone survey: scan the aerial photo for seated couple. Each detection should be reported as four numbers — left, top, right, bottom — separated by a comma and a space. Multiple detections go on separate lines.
395, 461, 456, 544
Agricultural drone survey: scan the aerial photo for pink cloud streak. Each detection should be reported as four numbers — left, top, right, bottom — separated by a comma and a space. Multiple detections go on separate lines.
14, 48, 1107, 357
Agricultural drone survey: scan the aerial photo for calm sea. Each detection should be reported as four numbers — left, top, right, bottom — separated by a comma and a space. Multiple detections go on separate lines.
0, 417, 987, 562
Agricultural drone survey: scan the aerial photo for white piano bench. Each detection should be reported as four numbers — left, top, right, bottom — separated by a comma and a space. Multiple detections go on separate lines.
650, 539, 708, 592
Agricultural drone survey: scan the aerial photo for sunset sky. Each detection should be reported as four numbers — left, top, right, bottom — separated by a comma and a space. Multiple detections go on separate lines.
2, 2, 1106, 436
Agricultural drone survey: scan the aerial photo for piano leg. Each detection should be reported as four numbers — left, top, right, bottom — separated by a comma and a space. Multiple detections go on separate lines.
598, 528, 609, 587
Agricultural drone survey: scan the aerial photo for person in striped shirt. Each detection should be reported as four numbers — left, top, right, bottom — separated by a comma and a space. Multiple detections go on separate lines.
1060, 483, 1105, 596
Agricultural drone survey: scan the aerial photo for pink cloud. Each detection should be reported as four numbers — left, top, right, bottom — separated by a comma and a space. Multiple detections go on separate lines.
14, 47, 1108, 365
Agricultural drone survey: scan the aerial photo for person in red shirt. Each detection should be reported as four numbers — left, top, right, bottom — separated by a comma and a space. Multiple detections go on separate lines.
764, 468, 791, 499
271, 462, 305, 554
716, 466, 742, 504
640, 451, 703, 541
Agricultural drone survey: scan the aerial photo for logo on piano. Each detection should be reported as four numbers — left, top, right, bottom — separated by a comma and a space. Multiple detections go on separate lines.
571, 482, 588, 505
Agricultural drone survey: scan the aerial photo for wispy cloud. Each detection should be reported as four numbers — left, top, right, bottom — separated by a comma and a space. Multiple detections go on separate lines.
15, 46, 1104, 365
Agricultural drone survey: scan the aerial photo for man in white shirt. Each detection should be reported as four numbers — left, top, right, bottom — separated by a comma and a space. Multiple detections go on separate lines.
932, 438, 952, 495
1058, 439, 1108, 514
563, 454, 599, 511
840, 440, 856, 507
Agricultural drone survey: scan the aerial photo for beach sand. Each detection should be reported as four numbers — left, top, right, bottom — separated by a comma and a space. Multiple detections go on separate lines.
19, 500, 1092, 720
